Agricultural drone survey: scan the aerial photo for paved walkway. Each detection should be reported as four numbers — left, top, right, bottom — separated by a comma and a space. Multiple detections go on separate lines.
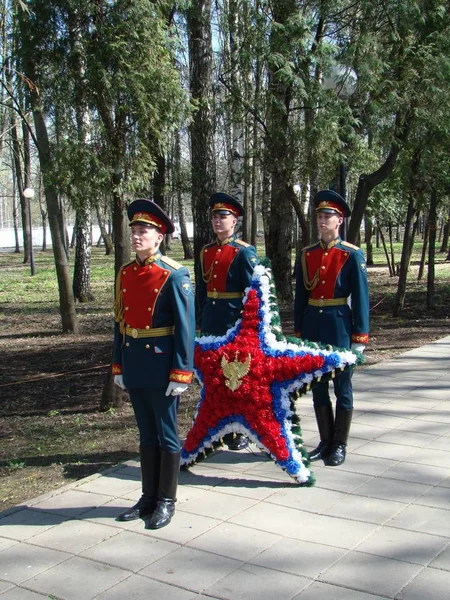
1, 336, 450, 600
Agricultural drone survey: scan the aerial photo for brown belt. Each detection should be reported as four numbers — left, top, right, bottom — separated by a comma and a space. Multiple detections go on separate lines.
125, 325, 175, 339
207, 291, 244, 300
308, 298, 347, 307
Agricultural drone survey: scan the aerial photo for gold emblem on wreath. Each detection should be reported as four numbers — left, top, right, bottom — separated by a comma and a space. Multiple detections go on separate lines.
221, 352, 251, 391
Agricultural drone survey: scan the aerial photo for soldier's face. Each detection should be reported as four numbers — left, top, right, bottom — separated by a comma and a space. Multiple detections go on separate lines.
316, 211, 343, 238
211, 212, 237, 239
131, 224, 164, 256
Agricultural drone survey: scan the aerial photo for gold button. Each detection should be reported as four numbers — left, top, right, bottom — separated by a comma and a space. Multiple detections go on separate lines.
145, 325, 150, 330
154, 289, 159, 293
322, 281, 325, 284
145, 344, 150, 349
125, 306, 129, 310
307, 252, 310, 256
148, 307, 151, 311
212, 301, 216, 305
149, 265, 152, 269
217, 249, 221, 252
122, 270, 126, 275
319, 309, 323, 314
215, 261, 218, 264
123, 288, 127, 292
126, 342, 129, 347
134, 266, 137, 271
320, 295, 324, 299
164, 271, 168, 275
205, 249, 208, 253
324, 252, 328, 256
213, 274, 217, 278
321, 266, 325, 269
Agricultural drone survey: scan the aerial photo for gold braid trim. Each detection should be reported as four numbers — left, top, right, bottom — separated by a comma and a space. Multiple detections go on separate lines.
301, 251, 320, 292
114, 266, 127, 334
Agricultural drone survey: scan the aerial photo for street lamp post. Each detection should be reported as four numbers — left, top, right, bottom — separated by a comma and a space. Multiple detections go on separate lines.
23, 187, 35, 276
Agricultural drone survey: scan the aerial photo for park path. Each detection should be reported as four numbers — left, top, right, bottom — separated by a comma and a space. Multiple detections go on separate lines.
1, 336, 450, 600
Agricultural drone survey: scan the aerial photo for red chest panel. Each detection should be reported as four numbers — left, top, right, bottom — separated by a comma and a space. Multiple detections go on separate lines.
305, 247, 350, 299
121, 263, 170, 328
203, 244, 240, 291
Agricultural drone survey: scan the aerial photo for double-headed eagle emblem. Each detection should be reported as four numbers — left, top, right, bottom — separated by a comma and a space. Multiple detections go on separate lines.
221, 352, 251, 391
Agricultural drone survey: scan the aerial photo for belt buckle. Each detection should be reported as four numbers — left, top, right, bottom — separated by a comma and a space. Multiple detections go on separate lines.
131, 328, 139, 339
212, 291, 219, 299
318, 299, 324, 307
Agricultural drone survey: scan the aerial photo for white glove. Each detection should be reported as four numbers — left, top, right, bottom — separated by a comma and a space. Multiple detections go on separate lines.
351, 343, 366, 353
114, 375, 126, 390
165, 382, 189, 396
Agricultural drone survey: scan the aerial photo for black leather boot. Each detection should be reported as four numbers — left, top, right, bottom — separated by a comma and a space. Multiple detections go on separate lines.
145, 450, 180, 530
224, 432, 249, 451
308, 403, 334, 462
116, 446, 160, 521
328, 408, 353, 466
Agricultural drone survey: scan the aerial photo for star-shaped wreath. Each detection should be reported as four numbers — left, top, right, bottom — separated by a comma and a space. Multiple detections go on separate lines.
182, 260, 364, 485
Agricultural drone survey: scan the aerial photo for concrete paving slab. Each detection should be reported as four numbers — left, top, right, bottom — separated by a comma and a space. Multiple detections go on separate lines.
30, 489, 113, 518
80, 530, 179, 571
429, 543, 450, 570
75, 473, 142, 497
94, 573, 199, 600
355, 526, 448, 565
397, 566, 450, 600
288, 512, 378, 549
249, 536, 347, 579
406, 447, 450, 468
177, 488, 257, 520
387, 504, 450, 537
204, 563, 310, 600
0, 581, 13, 595
228, 501, 308, 536
139, 546, 242, 593
381, 461, 449, 486
214, 472, 288, 500
313, 463, 374, 493
267, 484, 347, 513
0, 542, 70, 584
186, 522, 281, 562
129, 509, 222, 545
319, 551, 422, 597
352, 440, 418, 461
0, 537, 18, 552
23, 556, 129, 600
412, 484, 450, 510
0, 508, 68, 542
350, 475, 431, 503
293, 581, 388, 599
0, 588, 49, 599
25, 519, 119, 554
325, 494, 405, 525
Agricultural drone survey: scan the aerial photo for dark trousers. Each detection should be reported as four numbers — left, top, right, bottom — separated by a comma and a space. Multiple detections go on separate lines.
128, 388, 180, 452
312, 368, 353, 410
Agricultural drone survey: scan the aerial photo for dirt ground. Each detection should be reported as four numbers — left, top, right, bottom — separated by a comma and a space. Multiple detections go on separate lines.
1, 262, 449, 512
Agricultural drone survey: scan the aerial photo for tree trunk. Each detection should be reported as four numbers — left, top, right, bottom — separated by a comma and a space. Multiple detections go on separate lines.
265, 0, 298, 301
73, 204, 94, 302
440, 211, 449, 253
187, 0, 216, 294
174, 131, 193, 259
426, 188, 437, 310
365, 215, 374, 265
393, 194, 416, 316
418, 217, 428, 281
95, 203, 113, 255
10, 114, 31, 263
378, 225, 394, 277
347, 111, 413, 243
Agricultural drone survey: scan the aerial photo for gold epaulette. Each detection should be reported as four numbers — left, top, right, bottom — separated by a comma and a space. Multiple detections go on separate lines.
341, 241, 360, 251
161, 255, 183, 270
235, 239, 251, 247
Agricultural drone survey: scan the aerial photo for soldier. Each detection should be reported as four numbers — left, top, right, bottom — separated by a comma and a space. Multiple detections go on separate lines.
197, 192, 258, 450
113, 199, 195, 529
294, 190, 369, 466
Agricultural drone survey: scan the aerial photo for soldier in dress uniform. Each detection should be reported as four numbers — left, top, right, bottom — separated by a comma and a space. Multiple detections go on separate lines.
113, 199, 195, 529
197, 192, 258, 450
294, 190, 369, 466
